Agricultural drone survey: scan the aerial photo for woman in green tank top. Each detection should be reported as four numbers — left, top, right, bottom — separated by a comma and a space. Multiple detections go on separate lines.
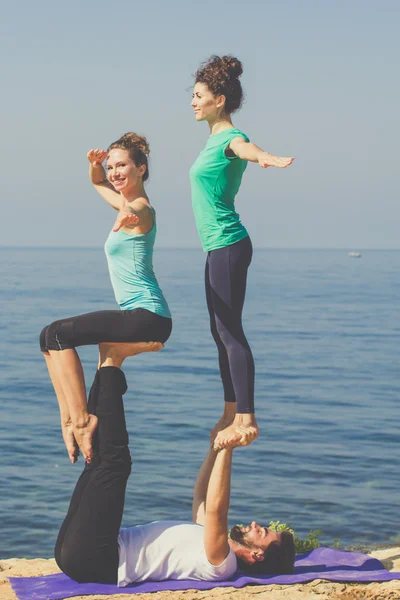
190, 55, 294, 451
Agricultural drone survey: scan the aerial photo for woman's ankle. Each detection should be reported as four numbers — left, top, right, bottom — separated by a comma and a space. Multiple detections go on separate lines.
234, 413, 258, 427
222, 402, 237, 420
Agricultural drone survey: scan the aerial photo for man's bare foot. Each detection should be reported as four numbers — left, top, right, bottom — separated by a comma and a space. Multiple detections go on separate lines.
62, 423, 79, 464
72, 414, 98, 463
130, 341, 164, 355
99, 341, 164, 368
213, 414, 259, 450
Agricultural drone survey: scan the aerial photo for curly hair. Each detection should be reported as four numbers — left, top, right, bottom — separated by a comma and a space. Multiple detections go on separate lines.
108, 132, 150, 182
230, 527, 295, 575
194, 55, 244, 114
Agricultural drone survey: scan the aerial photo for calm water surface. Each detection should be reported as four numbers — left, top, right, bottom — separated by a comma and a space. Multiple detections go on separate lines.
0, 247, 399, 558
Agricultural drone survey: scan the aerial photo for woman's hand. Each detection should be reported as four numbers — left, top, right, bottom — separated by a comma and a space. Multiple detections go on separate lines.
113, 207, 139, 232
87, 148, 108, 166
258, 153, 294, 169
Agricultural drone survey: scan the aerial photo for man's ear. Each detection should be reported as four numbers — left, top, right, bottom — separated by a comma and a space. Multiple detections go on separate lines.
252, 550, 264, 563
235, 544, 264, 564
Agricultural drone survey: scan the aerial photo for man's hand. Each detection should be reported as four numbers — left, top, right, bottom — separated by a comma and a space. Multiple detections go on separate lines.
113, 207, 139, 232
87, 148, 108, 166
210, 403, 236, 448
258, 153, 294, 169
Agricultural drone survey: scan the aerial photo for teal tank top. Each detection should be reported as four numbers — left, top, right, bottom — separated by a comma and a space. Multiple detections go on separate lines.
190, 128, 249, 252
104, 208, 171, 318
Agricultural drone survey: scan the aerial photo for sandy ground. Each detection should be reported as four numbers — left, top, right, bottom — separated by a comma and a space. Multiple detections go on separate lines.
1, 547, 400, 600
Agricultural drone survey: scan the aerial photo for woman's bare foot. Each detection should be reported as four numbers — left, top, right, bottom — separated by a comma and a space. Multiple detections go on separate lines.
213, 414, 259, 450
72, 413, 98, 463
210, 403, 237, 447
62, 422, 80, 464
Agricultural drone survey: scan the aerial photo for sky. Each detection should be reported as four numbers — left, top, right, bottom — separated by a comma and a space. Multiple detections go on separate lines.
1, 0, 399, 249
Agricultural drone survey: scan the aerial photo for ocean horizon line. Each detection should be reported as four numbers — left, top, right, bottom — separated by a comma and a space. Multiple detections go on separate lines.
1, 245, 400, 251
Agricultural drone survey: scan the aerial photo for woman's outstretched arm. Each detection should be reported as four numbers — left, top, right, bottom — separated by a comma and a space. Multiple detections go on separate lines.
87, 149, 122, 211
228, 137, 294, 169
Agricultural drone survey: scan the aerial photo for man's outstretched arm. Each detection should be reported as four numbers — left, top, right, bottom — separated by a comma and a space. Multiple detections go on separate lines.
192, 448, 218, 525
201, 448, 234, 566
192, 404, 237, 524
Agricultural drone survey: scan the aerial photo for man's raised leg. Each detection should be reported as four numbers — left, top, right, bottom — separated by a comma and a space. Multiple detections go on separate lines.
55, 366, 131, 584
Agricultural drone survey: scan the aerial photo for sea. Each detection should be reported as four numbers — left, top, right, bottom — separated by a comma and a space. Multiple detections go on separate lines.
0, 247, 399, 559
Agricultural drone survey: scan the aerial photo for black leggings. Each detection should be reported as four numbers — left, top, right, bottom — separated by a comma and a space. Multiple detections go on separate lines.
205, 236, 255, 414
55, 366, 131, 584
40, 308, 172, 352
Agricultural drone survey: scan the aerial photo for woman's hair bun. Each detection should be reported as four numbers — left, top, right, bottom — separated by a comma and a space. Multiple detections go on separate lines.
118, 132, 150, 156
221, 55, 243, 79
194, 55, 244, 114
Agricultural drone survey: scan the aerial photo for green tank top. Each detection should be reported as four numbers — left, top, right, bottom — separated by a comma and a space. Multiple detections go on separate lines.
190, 128, 250, 252
104, 208, 171, 318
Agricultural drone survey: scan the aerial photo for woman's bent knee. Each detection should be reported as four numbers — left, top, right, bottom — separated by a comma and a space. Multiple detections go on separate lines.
39, 325, 49, 353
42, 319, 75, 351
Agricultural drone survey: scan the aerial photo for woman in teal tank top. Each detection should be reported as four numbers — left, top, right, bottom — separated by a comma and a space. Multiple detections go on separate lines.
40, 133, 171, 464
190, 55, 294, 451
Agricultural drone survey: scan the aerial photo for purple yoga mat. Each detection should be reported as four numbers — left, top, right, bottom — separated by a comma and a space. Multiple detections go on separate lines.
9, 547, 400, 600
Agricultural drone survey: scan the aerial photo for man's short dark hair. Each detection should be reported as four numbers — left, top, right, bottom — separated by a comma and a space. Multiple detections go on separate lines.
233, 529, 296, 575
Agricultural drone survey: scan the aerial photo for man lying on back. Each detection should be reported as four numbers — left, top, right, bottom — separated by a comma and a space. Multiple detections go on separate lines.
54, 366, 295, 585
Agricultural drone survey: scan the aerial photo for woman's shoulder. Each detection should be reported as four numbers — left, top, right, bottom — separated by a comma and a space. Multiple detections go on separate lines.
229, 128, 249, 142
126, 199, 154, 231
212, 128, 249, 146
130, 198, 153, 214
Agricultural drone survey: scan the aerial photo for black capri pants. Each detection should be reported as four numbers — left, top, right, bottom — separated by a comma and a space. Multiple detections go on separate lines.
55, 366, 131, 583
40, 308, 172, 353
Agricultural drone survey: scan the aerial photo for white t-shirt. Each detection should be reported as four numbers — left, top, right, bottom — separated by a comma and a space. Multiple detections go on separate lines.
117, 520, 237, 587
